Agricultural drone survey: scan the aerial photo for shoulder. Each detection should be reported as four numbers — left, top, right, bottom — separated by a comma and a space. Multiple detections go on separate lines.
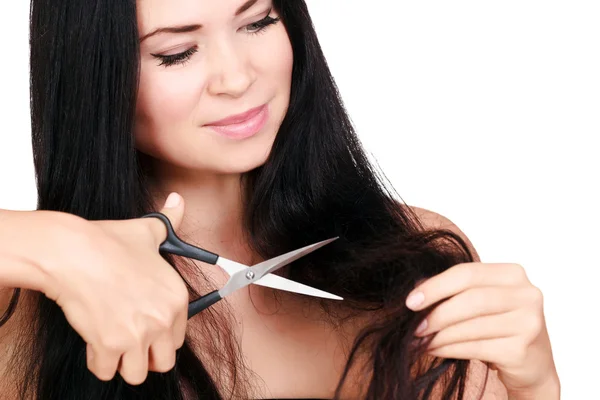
465, 361, 509, 399
407, 205, 480, 262
407, 209, 508, 396
407, 205, 466, 236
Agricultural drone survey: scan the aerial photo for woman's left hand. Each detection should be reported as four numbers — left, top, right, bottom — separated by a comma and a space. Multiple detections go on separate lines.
405, 262, 560, 398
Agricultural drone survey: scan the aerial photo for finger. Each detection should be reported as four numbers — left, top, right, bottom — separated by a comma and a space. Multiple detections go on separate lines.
427, 310, 522, 350
86, 343, 120, 381
147, 192, 186, 246
148, 334, 177, 373
406, 263, 529, 311
416, 287, 531, 337
427, 337, 525, 368
172, 305, 187, 350
159, 192, 185, 231
118, 344, 150, 385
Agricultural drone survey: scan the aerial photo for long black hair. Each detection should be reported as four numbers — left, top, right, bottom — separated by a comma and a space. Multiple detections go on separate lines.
0, 0, 486, 398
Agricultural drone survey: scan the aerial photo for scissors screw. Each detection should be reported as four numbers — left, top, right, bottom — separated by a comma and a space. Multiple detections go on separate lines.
245, 271, 255, 280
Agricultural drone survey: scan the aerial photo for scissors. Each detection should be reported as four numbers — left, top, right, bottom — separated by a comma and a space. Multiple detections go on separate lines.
143, 212, 343, 319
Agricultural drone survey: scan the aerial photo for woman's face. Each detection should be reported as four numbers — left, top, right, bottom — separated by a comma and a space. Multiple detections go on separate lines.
135, 0, 293, 174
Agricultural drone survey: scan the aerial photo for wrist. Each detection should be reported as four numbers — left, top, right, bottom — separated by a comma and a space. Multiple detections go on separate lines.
0, 209, 51, 293
507, 373, 560, 400
30, 211, 90, 298
0, 209, 84, 296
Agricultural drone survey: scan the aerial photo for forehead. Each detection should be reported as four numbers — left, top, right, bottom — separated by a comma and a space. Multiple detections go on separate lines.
137, 0, 265, 31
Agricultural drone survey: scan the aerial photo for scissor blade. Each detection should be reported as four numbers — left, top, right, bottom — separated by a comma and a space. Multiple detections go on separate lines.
255, 273, 343, 300
252, 238, 338, 280
216, 257, 254, 276
217, 257, 342, 299
218, 238, 339, 299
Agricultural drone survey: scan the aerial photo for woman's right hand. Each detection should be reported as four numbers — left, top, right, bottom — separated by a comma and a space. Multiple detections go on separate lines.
39, 192, 189, 385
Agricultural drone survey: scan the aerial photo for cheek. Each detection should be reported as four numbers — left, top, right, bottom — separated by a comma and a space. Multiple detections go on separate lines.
134, 65, 208, 156
136, 66, 207, 130
253, 26, 294, 93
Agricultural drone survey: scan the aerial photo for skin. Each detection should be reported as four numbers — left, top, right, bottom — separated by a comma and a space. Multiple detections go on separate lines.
133, 0, 559, 398
135, 0, 294, 273
0, 0, 559, 398
409, 209, 560, 399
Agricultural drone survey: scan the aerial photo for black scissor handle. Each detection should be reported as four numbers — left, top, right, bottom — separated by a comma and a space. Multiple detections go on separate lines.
187, 290, 222, 319
142, 212, 219, 265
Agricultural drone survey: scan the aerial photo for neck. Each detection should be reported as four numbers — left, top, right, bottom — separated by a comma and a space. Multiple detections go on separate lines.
148, 160, 254, 265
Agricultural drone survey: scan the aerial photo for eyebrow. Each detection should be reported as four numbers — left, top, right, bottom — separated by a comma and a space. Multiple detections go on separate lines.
139, 0, 260, 42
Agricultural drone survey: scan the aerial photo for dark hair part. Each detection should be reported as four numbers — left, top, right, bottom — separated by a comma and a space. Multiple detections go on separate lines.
0, 0, 487, 398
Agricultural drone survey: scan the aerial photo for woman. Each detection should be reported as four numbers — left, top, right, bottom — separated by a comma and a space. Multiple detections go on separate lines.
0, 0, 560, 398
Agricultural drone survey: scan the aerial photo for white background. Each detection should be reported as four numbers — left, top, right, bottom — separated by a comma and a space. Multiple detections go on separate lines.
1, 1, 598, 398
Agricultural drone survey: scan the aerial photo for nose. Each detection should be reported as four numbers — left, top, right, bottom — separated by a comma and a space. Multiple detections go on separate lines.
206, 40, 255, 98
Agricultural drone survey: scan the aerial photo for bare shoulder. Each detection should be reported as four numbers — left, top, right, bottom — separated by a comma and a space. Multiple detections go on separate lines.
466, 361, 509, 399
408, 208, 508, 397
407, 205, 472, 242
407, 205, 480, 262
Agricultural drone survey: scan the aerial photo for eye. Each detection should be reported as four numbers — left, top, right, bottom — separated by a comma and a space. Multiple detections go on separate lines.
151, 46, 199, 67
244, 12, 280, 35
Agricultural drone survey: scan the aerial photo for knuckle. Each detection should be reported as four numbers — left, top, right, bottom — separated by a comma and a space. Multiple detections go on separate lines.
510, 263, 527, 280
167, 288, 188, 316
144, 309, 175, 337
98, 337, 120, 353
459, 264, 476, 286
99, 333, 134, 354
159, 287, 188, 320
524, 313, 543, 340
152, 312, 174, 331
529, 286, 544, 306
172, 284, 190, 309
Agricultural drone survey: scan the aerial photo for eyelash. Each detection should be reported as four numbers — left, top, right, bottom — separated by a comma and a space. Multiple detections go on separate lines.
152, 13, 281, 68
245, 14, 280, 36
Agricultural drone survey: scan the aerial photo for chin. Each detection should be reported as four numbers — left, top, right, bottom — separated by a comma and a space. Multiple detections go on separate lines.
211, 124, 278, 175
212, 144, 274, 175
136, 111, 280, 176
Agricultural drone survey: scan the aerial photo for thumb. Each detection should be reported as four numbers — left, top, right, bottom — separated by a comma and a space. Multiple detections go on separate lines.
159, 192, 185, 232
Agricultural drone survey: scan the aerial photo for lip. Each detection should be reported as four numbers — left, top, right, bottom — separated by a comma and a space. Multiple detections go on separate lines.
204, 104, 267, 127
203, 104, 269, 140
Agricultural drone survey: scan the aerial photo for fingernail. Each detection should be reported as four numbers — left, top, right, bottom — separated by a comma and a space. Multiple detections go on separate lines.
406, 292, 425, 309
164, 192, 180, 208
415, 319, 428, 335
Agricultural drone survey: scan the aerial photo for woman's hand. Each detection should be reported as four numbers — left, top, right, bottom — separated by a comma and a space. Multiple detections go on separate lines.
38, 193, 189, 385
406, 262, 560, 398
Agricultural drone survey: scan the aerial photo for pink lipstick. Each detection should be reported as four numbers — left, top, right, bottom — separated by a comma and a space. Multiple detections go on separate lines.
204, 104, 269, 140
